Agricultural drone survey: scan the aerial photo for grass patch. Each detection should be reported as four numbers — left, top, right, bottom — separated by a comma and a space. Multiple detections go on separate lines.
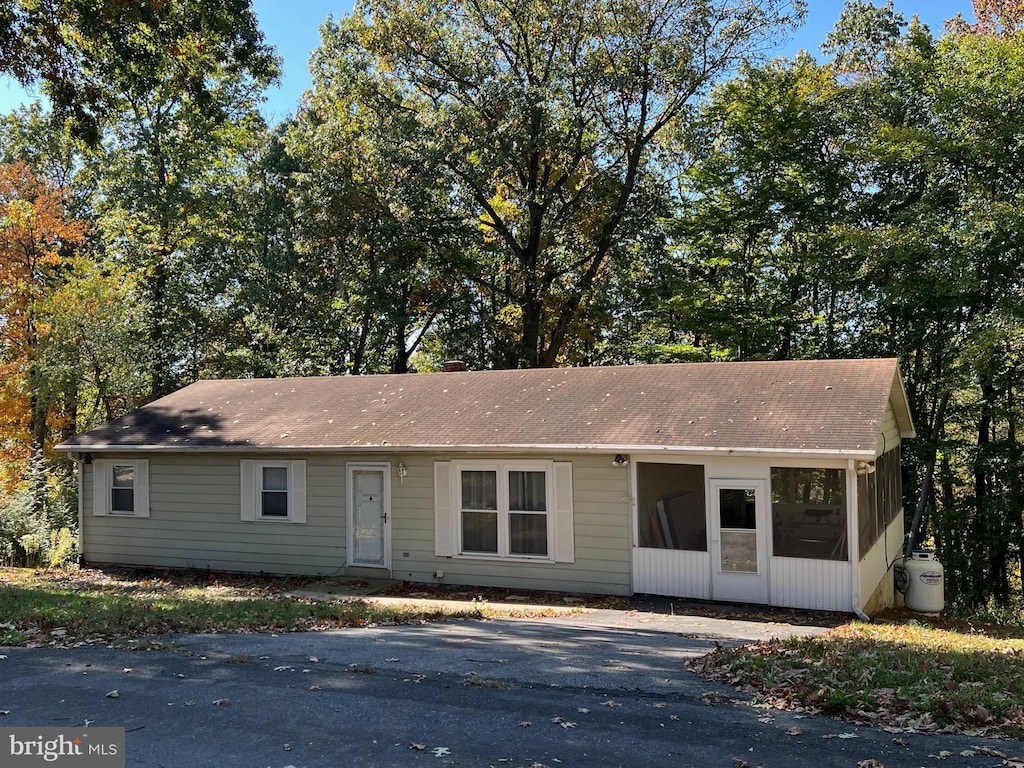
688, 610, 1024, 739
0, 567, 487, 647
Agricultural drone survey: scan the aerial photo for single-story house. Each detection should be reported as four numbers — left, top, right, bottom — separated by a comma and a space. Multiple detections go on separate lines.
56, 358, 914, 616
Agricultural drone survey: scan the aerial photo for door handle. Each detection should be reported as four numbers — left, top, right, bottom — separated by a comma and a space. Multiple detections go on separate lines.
382, 512, 388, 523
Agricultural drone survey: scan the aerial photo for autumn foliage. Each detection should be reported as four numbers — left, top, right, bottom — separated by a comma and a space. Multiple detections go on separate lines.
0, 161, 87, 491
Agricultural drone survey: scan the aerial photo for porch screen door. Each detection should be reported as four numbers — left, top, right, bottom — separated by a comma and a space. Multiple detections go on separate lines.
709, 479, 769, 603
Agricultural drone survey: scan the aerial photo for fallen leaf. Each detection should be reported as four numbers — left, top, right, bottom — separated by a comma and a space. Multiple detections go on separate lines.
559, 722, 576, 729
1003, 758, 1024, 768
308, 656, 319, 663
308, 685, 321, 691
974, 747, 1006, 758
0, 710, 9, 716
431, 747, 450, 757
409, 743, 426, 751
732, 759, 749, 768
837, 732, 858, 739
517, 721, 532, 728
928, 751, 952, 759
785, 727, 801, 736
283, 744, 291, 752
122, 668, 132, 674
386, 658, 400, 663
601, 700, 621, 708
577, 708, 590, 713
104, 690, 119, 698
960, 751, 976, 758
551, 716, 565, 724
857, 760, 884, 768
651, 702, 667, 709
274, 665, 293, 672
669, 714, 679, 721
892, 738, 908, 747
211, 698, 231, 706
183, 701, 194, 707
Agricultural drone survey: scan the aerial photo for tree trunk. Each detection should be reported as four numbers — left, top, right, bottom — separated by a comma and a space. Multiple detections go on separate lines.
907, 390, 950, 553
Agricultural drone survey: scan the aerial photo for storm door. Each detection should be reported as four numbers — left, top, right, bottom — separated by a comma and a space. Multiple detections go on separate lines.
347, 464, 391, 570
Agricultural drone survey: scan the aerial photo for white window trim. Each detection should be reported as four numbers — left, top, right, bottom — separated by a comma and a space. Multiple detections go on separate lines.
92, 459, 150, 518
240, 460, 306, 523
436, 462, 573, 565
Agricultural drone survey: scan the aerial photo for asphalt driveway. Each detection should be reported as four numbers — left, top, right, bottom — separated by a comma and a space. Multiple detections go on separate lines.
1, 609, 1019, 767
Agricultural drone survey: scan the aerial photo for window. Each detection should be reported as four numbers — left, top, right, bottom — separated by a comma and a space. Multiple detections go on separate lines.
240, 460, 306, 523
434, 461, 574, 562
111, 465, 136, 514
92, 459, 150, 518
508, 470, 547, 556
858, 446, 903, 558
460, 469, 498, 553
771, 467, 847, 561
636, 462, 706, 551
457, 465, 549, 557
260, 466, 290, 517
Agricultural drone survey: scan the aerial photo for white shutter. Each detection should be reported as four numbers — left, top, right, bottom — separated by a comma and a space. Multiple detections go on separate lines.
240, 460, 256, 521
92, 460, 108, 516
134, 459, 150, 518
434, 461, 456, 556
290, 460, 307, 523
553, 461, 574, 563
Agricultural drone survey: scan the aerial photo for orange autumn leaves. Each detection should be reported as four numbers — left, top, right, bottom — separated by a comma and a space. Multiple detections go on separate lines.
0, 161, 87, 489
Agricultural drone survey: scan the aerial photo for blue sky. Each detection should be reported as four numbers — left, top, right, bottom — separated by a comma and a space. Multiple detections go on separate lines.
0, 0, 975, 123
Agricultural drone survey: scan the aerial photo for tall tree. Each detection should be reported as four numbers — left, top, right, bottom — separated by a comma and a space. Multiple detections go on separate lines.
313, 0, 804, 369
671, 53, 861, 361
0, 161, 86, 494
0, 0, 276, 143
85, 5, 277, 398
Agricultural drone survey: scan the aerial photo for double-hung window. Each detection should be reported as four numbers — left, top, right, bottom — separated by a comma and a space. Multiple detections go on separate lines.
111, 465, 136, 514
458, 464, 551, 558
507, 470, 548, 556
260, 465, 290, 518
92, 459, 150, 518
240, 460, 306, 523
433, 460, 574, 562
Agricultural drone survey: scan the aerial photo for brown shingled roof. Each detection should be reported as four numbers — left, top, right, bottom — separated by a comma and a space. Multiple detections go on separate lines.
56, 359, 912, 457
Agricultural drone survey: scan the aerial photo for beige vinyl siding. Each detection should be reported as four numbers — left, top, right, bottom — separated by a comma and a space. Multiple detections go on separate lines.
82, 453, 347, 575
391, 453, 632, 595
877, 399, 902, 456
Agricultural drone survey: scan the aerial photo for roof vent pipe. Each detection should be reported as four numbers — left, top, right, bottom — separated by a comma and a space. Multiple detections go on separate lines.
442, 360, 468, 372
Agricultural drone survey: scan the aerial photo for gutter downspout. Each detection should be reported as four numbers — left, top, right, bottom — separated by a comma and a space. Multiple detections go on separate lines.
76, 458, 84, 565
848, 459, 870, 621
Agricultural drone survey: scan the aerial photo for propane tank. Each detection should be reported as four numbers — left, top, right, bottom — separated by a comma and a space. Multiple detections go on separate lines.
903, 550, 944, 615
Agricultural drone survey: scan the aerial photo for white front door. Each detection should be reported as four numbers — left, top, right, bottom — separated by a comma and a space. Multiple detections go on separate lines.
709, 478, 769, 603
347, 464, 390, 570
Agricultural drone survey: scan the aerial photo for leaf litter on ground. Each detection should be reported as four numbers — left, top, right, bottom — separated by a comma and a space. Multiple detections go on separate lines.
687, 610, 1024, 739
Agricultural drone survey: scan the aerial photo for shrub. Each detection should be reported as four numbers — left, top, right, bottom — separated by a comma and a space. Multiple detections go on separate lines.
0, 466, 78, 568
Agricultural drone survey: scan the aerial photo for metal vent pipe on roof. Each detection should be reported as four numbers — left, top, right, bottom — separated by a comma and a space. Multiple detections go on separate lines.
442, 360, 468, 372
